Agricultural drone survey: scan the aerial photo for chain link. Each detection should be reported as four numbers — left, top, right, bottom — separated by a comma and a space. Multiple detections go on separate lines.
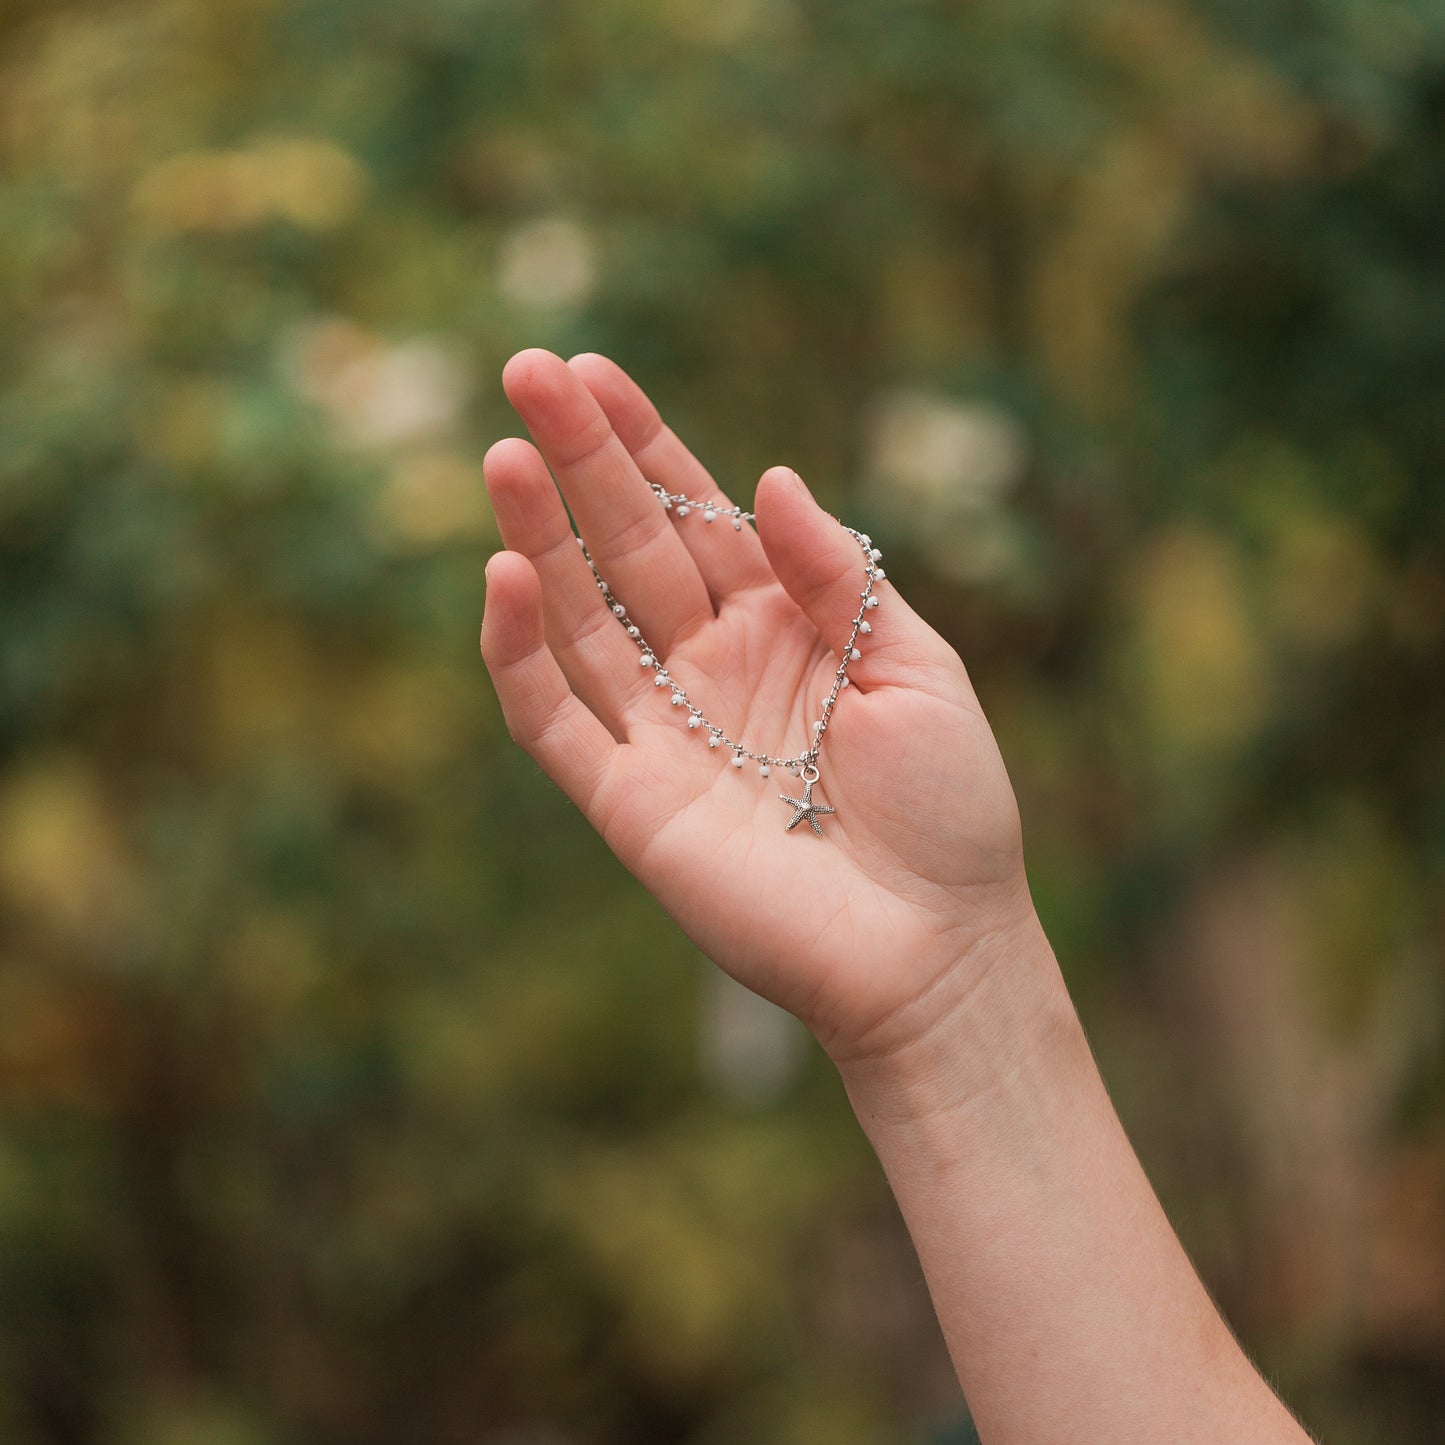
577, 483, 883, 778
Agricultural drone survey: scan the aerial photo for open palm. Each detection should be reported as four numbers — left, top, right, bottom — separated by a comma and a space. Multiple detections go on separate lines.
481, 351, 1035, 1062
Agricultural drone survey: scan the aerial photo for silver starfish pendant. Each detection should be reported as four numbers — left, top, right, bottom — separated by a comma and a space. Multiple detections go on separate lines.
779, 768, 835, 837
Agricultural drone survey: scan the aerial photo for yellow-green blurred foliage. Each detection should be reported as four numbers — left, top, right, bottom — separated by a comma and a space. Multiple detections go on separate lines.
2, 2, 1443, 1442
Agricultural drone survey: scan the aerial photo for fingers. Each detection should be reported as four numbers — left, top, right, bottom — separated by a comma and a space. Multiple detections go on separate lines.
566, 352, 775, 603
502, 349, 714, 655
484, 436, 655, 738
753, 467, 962, 697
480, 550, 618, 818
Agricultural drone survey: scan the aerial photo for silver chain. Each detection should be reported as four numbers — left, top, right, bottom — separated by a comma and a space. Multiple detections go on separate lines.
577, 483, 884, 798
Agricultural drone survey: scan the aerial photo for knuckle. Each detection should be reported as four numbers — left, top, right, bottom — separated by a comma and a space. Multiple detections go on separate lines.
558, 415, 614, 470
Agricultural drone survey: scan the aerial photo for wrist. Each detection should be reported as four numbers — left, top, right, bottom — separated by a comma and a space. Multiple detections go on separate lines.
831, 906, 1086, 1137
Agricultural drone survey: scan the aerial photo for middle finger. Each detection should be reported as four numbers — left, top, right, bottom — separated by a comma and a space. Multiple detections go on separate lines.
566, 352, 776, 605
502, 349, 714, 656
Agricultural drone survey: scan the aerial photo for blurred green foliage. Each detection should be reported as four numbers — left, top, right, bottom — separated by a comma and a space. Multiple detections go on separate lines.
1, 1, 1443, 1442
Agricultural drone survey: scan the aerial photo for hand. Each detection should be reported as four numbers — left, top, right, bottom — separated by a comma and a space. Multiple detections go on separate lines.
481, 350, 1036, 1064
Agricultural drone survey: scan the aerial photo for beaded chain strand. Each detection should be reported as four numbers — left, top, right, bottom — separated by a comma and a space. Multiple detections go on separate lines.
577, 482, 883, 836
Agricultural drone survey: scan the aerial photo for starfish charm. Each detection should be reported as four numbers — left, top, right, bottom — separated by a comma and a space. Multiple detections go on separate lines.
779, 776, 836, 837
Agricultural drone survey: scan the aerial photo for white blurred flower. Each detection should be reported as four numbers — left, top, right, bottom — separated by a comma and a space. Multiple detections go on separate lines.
865, 389, 1028, 511
699, 966, 805, 1104
862, 389, 1032, 586
496, 216, 597, 310
286, 317, 471, 449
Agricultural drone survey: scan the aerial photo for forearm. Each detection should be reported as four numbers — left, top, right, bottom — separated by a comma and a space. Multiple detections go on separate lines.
835, 914, 1312, 1445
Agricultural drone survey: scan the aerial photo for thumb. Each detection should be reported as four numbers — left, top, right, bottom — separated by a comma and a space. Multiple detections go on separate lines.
753, 466, 961, 696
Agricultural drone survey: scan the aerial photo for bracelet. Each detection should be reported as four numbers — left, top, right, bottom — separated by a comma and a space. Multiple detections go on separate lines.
578, 483, 883, 837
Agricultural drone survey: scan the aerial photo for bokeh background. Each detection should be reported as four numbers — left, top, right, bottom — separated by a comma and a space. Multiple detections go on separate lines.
2, 1, 1444, 1442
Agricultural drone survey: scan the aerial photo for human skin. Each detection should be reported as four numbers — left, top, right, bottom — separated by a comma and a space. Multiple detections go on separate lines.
479, 348, 1315, 1445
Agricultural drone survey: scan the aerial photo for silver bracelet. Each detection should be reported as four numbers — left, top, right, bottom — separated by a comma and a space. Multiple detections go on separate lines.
578, 482, 884, 838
